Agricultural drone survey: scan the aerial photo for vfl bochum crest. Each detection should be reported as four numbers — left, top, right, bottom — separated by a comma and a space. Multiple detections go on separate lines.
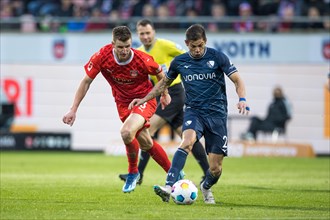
206, 60, 215, 68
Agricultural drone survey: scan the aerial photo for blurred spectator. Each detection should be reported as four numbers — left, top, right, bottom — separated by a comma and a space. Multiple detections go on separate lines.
183, 0, 211, 16
175, 0, 191, 16
141, 3, 155, 17
180, 8, 198, 29
130, 0, 147, 17
301, 0, 329, 30
234, 2, 254, 32
57, 0, 74, 17
20, 14, 37, 32
207, 3, 231, 32
108, 9, 121, 29
241, 86, 292, 141
94, 0, 121, 15
166, 0, 177, 16
11, 0, 25, 17
0, 1, 20, 30
257, 15, 279, 32
257, 0, 280, 16
27, 0, 44, 16
227, 0, 258, 16
303, 6, 324, 30
155, 3, 175, 29
85, 8, 108, 31
119, 0, 134, 19
276, 1, 299, 32
256, 0, 280, 32
27, 0, 60, 16
72, 0, 97, 9
0, 1, 13, 19
302, 0, 329, 15
323, 11, 330, 30
66, 5, 87, 32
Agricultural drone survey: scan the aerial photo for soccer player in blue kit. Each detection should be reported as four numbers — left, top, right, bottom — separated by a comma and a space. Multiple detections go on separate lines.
129, 24, 250, 204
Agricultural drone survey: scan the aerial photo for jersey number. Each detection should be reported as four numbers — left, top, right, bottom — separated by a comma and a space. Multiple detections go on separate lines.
138, 102, 147, 112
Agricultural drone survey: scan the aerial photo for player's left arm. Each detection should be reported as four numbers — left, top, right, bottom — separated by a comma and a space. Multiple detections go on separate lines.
229, 71, 250, 115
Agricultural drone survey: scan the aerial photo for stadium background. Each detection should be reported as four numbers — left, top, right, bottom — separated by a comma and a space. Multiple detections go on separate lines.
0, 0, 329, 156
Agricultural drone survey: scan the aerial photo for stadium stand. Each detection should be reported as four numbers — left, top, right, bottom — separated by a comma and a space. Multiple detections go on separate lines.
0, 0, 329, 33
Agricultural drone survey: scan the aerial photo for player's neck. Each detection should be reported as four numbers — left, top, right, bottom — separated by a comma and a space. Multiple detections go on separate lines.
144, 39, 156, 51
114, 50, 133, 63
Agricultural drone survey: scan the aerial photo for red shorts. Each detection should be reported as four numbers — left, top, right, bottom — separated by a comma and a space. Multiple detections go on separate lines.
116, 98, 157, 128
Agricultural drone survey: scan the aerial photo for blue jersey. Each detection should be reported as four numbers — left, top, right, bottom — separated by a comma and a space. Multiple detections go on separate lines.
166, 47, 237, 118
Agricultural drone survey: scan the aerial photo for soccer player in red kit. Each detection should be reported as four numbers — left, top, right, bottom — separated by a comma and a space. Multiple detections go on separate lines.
62, 26, 172, 193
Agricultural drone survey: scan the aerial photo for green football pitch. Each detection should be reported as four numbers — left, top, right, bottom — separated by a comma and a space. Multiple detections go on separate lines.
1, 151, 329, 220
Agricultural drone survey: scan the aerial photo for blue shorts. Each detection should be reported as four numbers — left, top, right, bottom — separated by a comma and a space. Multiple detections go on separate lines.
182, 108, 228, 156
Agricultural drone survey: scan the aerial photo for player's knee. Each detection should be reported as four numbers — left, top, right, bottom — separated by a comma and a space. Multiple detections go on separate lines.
180, 140, 194, 153
120, 128, 134, 143
139, 139, 153, 151
210, 166, 222, 177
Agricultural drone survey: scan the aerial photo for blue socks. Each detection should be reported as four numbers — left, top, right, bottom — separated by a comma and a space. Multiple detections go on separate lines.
165, 148, 188, 186
202, 169, 220, 190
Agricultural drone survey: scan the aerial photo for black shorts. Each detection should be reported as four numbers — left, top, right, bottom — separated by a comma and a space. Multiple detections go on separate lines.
155, 83, 185, 129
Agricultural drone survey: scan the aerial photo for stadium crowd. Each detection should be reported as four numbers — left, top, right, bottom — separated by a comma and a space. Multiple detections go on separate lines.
1, 0, 329, 32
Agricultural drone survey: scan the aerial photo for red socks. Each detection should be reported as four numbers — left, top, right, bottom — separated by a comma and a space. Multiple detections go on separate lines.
125, 139, 171, 174
147, 140, 171, 172
125, 138, 139, 173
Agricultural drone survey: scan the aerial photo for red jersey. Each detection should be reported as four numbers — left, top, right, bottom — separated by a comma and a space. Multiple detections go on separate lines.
84, 44, 162, 104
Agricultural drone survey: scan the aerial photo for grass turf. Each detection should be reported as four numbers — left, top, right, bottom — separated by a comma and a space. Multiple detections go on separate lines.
0, 151, 329, 220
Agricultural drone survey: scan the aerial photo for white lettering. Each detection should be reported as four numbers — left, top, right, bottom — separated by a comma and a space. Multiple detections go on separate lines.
183, 72, 216, 81
0, 135, 16, 147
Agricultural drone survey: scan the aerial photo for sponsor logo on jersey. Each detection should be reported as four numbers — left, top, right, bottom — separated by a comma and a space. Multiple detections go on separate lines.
184, 65, 191, 69
112, 76, 134, 84
182, 72, 216, 81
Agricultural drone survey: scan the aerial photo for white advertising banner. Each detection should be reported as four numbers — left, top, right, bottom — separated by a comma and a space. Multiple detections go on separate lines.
1, 33, 329, 64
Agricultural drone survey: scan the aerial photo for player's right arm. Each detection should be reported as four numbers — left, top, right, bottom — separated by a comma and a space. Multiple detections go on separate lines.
63, 75, 93, 126
155, 70, 171, 109
129, 76, 174, 110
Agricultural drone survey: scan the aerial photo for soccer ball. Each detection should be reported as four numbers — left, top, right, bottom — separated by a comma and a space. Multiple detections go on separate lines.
171, 179, 198, 205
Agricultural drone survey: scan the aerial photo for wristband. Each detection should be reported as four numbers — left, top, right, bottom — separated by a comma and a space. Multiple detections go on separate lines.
239, 98, 246, 102
246, 106, 250, 111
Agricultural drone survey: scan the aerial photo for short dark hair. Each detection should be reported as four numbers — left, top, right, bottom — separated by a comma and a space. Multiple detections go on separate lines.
185, 24, 206, 42
112, 26, 132, 42
136, 19, 155, 29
